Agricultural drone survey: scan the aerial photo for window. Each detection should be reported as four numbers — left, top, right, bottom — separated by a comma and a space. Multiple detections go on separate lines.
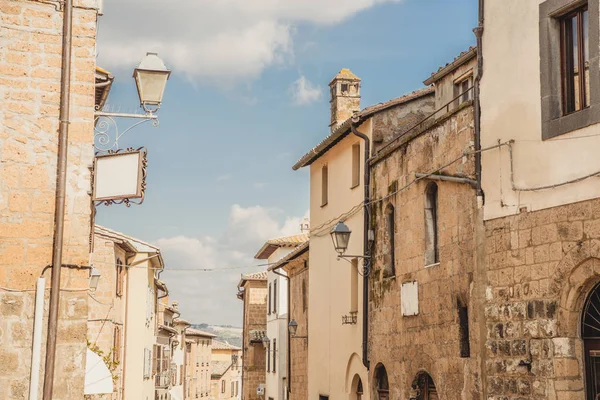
144, 348, 152, 378
424, 182, 439, 266
302, 278, 307, 312
113, 326, 121, 363
319, 396, 329, 400
385, 204, 396, 277
374, 364, 389, 400
350, 259, 358, 313
267, 341, 271, 372
561, 5, 590, 114
116, 258, 124, 297
272, 338, 276, 372
231, 381, 235, 396
273, 279, 277, 314
583, 282, 600, 399
540, 0, 600, 139
458, 298, 470, 358
454, 76, 472, 107
221, 380, 225, 393
236, 381, 239, 396
351, 143, 360, 188
321, 165, 328, 206
412, 372, 438, 400
268, 283, 272, 315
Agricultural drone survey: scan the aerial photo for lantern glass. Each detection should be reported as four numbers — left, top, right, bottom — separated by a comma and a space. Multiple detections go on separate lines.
330, 221, 352, 255
133, 52, 171, 110
288, 319, 298, 336
261, 335, 270, 349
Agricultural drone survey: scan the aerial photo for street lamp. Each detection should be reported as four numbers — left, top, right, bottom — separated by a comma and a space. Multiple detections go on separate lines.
89, 267, 101, 291
330, 221, 352, 256
133, 52, 171, 113
262, 335, 270, 349
288, 319, 298, 337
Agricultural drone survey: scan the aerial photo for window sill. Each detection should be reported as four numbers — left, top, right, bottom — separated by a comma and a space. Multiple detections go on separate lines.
424, 262, 440, 269
542, 104, 600, 140
350, 183, 359, 190
320, 202, 328, 208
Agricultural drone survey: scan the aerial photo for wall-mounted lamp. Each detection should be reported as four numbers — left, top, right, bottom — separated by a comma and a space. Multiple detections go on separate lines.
133, 52, 171, 113
261, 335, 270, 349
330, 221, 371, 275
288, 319, 308, 339
89, 267, 101, 291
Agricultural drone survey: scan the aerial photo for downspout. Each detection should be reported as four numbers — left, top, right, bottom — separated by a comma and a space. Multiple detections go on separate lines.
43, 0, 73, 398
350, 117, 371, 371
473, 0, 484, 198
271, 266, 291, 398
28, 277, 46, 400
474, 1, 489, 399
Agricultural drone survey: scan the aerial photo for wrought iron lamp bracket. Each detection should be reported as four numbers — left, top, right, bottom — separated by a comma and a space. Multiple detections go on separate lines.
94, 110, 159, 153
336, 254, 371, 276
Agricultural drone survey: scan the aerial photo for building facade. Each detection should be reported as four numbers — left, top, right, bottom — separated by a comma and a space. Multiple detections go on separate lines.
237, 271, 268, 400
255, 234, 308, 400
0, 1, 100, 398
185, 328, 215, 400
210, 340, 242, 400
479, 1, 600, 399
278, 243, 309, 400
368, 51, 482, 399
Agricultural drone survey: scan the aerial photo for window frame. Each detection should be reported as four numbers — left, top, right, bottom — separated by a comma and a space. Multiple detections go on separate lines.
540, 0, 600, 139
321, 165, 329, 207
273, 279, 277, 314
560, 5, 589, 114
385, 204, 396, 277
424, 182, 439, 266
351, 143, 361, 189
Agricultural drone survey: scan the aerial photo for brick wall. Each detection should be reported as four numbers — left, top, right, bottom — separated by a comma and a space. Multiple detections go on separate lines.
0, 1, 98, 399
369, 104, 481, 399
484, 198, 600, 399
285, 254, 308, 400
241, 280, 267, 400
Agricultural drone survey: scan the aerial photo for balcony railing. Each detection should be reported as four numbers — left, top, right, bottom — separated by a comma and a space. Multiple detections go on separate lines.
155, 371, 171, 388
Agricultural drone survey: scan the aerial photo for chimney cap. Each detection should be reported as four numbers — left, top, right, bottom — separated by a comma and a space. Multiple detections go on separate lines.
329, 68, 361, 85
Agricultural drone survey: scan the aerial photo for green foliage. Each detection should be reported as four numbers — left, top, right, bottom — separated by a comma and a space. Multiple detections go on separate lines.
87, 340, 120, 382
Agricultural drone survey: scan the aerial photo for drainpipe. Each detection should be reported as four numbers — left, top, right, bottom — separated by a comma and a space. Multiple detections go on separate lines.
350, 117, 371, 371
473, 1, 489, 399
271, 266, 291, 398
473, 0, 484, 199
42, 0, 73, 398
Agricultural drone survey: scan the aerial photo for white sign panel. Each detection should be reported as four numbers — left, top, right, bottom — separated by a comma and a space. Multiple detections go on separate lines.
93, 150, 144, 202
401, 281, 419, 317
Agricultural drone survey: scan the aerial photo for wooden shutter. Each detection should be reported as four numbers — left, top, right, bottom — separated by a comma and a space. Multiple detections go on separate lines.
116, 259, 123, 297
273, 279, 277, 314
273, 338, 276, 371
152, 345, 158, 375
352, 143, 360, 187
113, 326, 121, 363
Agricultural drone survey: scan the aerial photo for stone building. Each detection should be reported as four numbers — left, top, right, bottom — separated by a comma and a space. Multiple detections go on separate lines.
293, 69, 435, 400
237, 271, 268, 400
478, 1, 600, 399
210, 340, 242, 400
185, 328, 215, 400
277, 242, 309, 400
0, 1, 100, 398
368, 50, 480, 399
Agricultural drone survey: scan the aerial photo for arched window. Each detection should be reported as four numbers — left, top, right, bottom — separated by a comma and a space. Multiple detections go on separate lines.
583, 282, 600, 399
374, 364, 389, 400
411, 372, 438, 400
424, 182, 439, 266
351, 374, 363, 400
385, 204, 396, 277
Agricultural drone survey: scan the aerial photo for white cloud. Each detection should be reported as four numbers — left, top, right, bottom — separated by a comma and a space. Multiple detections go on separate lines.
289, 76, 322, 106
155, 204, 308, 325
97, 0, 402, 84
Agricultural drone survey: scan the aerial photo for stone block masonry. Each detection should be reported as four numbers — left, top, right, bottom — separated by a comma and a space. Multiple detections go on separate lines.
0, 0, 99, 398
484, 198, 600, 399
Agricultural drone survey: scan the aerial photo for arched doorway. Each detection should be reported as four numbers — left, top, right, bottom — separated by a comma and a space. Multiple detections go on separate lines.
583, 282, 600, 399
374, 364, 389, 400
410, 372, 438, 400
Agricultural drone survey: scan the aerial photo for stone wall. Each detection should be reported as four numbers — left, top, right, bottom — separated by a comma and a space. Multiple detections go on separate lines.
0, 1, 98, 399
484, 198, 600, 399
285, 253, 309, 400
242, 280, 267, 400
369, 104, 481, 399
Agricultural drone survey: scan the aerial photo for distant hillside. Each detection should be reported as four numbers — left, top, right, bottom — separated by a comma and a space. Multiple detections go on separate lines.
192, 324, 243, 348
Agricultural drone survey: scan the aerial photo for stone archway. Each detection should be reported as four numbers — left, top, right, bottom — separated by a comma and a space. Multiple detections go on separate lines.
410, 371, 438, 400
373, 363, 389, 400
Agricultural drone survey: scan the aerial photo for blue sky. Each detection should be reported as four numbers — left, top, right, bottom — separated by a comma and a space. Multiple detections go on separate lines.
96, 0, 477, 325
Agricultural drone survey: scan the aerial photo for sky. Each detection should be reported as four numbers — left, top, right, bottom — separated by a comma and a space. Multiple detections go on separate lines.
95, 0, 478, 326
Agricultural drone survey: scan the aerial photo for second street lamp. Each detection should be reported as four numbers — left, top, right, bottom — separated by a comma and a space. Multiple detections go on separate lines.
330, 221, 352, 256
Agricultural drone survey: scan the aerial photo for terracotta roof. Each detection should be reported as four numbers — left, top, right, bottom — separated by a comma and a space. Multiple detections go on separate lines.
237, 270, 268, 289
292, 86, 435, 170
158, 324, 178, 335
267, 241, 309, 272
95, 225, 161, 254
186, 328, 216, 338
174, 318, 191, 326
254, 233, 309, 259
423, 47, 477, 86
211, 361, 232, 378
211, 340, 241, 351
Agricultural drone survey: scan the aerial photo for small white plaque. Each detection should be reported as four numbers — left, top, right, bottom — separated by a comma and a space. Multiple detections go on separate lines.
401, 281, 419, 317
93, 150, 144, 201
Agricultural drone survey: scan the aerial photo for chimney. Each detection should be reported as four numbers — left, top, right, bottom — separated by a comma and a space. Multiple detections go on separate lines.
329, 68, 361, 132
